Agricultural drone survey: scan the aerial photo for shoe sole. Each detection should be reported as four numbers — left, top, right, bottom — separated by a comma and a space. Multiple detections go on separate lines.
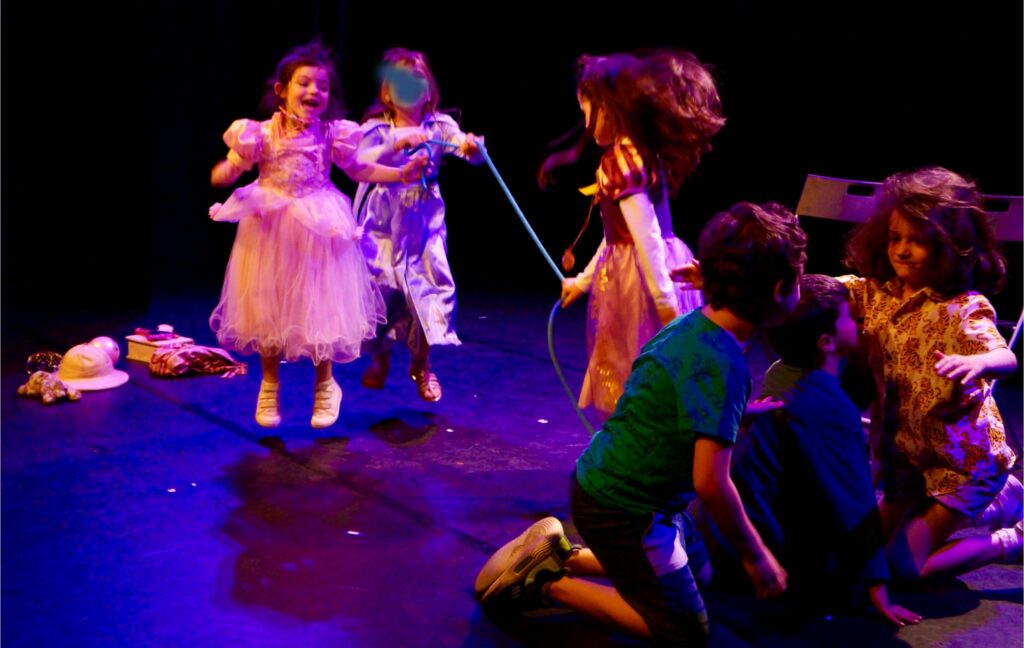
477, 517, 568, 603
311, 417, 338, 429
475, 517, 564, 595
481, 536, 572, 605
255, 415, 281, 428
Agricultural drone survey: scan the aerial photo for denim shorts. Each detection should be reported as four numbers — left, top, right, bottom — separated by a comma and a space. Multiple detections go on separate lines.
935, 471, 1009, 519
569, 473, 709, 645
885, 464, 1008, 520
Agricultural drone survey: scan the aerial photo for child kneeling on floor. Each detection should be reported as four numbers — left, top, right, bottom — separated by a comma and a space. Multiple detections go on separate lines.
475, 202, 806, 645
700, 274, 921, 626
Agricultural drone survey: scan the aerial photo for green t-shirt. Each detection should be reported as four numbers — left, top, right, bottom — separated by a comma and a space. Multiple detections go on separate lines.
575, 309, 751, 514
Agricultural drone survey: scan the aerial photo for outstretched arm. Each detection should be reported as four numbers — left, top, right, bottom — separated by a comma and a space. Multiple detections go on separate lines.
372, 130, 430, 159
933, 295, 1018, 384
211, 157, 246, 187
934, 348, 1018, 383
457, 133, 485, 165
693, 437, 787, 598
338, 120, 428, 184
341, 154, 429, 185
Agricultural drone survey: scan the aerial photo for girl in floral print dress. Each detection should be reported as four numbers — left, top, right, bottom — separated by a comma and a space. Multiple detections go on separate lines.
841, 166, 1021, 582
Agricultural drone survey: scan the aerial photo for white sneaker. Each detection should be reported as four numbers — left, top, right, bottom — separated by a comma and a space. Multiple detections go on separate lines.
255, 380, 281, 428
474, 517, 571, 607
311, 378, 342, 428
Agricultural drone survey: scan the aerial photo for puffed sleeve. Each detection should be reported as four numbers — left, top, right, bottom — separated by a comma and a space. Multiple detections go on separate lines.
222, 119, 263, 170
355, 120, 391, 166
955, 294, 1008, 355
597, 140, 649, 201
329, 119, 365, 173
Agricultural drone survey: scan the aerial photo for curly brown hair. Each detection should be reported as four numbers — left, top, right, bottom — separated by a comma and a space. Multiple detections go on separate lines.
843, 167, 1007, 297
259, 40, 346, 119
698, 201, 807, 324
576, 49, 725, 197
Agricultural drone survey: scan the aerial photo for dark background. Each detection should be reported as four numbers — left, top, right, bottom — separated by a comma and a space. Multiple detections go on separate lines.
3, 1, 1021, 318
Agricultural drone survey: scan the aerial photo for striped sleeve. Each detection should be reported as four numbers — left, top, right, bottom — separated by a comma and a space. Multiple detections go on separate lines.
597, 140, 649, 201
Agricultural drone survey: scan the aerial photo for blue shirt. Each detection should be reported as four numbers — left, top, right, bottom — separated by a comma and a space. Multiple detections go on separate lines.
733, 363, 889, 602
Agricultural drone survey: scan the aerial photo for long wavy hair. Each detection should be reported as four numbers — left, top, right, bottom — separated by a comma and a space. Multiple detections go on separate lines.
576, 49, 725, 196
843, 166, 1007, 296
259, 40, 346, 119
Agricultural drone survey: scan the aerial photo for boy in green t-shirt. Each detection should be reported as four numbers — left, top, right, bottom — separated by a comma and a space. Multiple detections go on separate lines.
476, 202, 807, 644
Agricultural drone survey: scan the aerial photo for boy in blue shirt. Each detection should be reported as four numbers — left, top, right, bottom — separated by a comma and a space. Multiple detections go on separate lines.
476, 202, 807, 644
712, 274, 921, 626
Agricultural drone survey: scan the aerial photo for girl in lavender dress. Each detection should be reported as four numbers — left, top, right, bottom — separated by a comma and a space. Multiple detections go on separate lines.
208, 42, 426, 429
355, 48, 484, 402
557, 50, 725, 418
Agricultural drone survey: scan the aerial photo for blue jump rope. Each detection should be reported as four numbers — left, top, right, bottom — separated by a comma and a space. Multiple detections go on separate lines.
410, 139, 596, 436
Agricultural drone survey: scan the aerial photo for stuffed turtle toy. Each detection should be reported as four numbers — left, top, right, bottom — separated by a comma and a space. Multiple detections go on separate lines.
18, 370, 81, 404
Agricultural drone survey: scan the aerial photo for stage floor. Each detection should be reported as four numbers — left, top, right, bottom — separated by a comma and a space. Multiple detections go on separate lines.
4, 290, 1022, 647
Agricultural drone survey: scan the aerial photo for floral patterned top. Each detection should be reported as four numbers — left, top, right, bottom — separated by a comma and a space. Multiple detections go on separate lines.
840, 276, 1014, 496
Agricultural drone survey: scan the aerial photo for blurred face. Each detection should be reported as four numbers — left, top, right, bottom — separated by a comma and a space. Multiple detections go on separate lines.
383, 62, 430, 116
277, 65, 330, 121
887, 210, 931, 293
578, 93, 614, 146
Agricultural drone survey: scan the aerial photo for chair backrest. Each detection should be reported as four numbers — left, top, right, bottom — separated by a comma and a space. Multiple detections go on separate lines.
796, 174, 1024, 242
795, 174, 1024, 349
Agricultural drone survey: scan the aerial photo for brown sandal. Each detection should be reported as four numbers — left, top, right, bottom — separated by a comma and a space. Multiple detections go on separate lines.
410, 368, 442, 402
361, 353, 391, 390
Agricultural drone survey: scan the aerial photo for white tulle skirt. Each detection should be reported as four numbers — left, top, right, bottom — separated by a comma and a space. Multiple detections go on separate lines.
210, 183, 385, 364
